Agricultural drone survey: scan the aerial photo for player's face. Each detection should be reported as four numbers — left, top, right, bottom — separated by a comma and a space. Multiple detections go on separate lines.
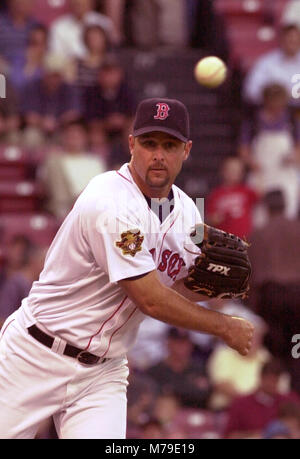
129, 132, 192, 197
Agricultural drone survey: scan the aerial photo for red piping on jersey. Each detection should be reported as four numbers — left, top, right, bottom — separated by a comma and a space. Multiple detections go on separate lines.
0, 319, 15, 341
99, 306, 138, 358
83, 295, 128, 352
157, 213, 180, 262
116, 171, 132, 184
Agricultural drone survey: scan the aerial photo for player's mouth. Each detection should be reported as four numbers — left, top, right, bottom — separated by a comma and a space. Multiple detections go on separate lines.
149, 167, 167, 172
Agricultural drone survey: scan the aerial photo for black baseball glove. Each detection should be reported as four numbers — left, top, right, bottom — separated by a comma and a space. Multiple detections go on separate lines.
184, 224, 251, 299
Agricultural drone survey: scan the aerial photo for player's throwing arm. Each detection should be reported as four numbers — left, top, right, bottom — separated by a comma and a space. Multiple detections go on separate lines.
119, 224, 253, 356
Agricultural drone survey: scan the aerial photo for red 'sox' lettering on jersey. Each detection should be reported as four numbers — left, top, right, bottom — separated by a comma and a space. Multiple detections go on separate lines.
149, 248, 156, 259
158, 249, 172, 271
156, 249, 185, 281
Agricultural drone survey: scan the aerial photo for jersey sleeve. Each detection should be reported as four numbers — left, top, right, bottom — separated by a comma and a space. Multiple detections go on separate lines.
82, 200, 156, 284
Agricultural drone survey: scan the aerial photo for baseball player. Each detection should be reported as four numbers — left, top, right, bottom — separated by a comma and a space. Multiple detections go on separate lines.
0, 98, 253, 439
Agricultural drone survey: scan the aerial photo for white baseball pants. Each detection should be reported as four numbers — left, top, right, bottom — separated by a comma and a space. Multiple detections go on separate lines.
0, 311, 129, 439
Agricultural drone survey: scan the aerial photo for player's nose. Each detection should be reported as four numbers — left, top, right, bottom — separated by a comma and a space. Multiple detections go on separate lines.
152, 145, 166, 162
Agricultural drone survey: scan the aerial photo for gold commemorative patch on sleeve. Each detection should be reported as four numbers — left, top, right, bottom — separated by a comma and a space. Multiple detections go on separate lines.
116, 229, 144, 257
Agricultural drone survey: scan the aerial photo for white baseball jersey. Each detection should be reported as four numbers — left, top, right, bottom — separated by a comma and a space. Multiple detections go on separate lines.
20, 163, 202, 358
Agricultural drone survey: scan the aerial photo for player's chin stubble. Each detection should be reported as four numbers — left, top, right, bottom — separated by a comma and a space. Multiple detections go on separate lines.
146, 169, 170, 189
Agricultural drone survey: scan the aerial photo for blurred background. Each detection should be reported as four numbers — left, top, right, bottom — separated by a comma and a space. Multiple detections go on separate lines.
1, 0, 300, 439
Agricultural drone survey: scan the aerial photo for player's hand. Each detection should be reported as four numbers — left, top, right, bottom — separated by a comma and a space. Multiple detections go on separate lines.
221, 316, 254, 356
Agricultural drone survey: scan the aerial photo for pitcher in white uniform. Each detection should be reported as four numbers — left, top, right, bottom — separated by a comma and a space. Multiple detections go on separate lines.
0, 98, 254, 439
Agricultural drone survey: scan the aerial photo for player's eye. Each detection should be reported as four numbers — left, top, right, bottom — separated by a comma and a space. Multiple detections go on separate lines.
142, 140, 156, 148
164, 142, 177, 151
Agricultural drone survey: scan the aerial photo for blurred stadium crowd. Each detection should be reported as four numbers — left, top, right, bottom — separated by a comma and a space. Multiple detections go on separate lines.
1, 0, 300, 439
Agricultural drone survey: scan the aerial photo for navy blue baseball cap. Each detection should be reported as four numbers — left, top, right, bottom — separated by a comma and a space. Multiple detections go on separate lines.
133, 98, 190, 143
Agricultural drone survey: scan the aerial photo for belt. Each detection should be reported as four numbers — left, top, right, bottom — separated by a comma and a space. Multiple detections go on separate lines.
28, 325, 108, 366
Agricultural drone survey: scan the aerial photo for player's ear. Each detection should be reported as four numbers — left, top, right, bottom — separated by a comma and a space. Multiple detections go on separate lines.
183, 140, 192, 161
128, 135, 135, 155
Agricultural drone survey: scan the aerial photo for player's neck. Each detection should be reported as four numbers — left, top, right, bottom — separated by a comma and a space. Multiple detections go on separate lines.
142, 186, 172, 199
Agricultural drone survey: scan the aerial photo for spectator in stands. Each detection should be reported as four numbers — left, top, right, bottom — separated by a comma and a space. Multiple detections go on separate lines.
9, 24, 48, 95
151, 393, 181, 432
108, 0, 228, 52
205, 157, 259, 239
140, 418, 166, 439
151, 393, 190, 439
125, 0, 159, 49
87, 120, 113, 166
1, 235, 32, 277
126, 368, 158, 439
40, 119, 106, 221
224, 359, 300, 439
0, 243, 46, 324
22, 53, 81, 137
243, 24, 300, 106
102, 0, 125, 47
126, 0, 189, 49
248, 190, 300, 369
146, 327, 212, 409
74, 24, 110, 91
0, 79, 20, 142
151, 391, 220, 439
129, 312, 217, 374
154, 0, 189, 48
128, 316, 170, 370
264, 402, 300, 439
239, 83, 300, 220
83, 54, 136, 142
0, 0, 37, 65
88, 119, 127, 171
207, 304, 270, 412
0, 234, 33, 325
49, 0, 115, 59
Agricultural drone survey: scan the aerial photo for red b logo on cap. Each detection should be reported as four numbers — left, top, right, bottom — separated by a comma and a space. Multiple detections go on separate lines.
154, 103, 170, 120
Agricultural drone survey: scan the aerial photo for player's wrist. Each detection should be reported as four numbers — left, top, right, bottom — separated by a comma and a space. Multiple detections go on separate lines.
215, 312, 232, 341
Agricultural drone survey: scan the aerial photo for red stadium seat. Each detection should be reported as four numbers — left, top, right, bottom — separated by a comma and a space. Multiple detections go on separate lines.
0, 145, 30, 181
171, 408, 220, 439
272, 0, 290, 26
215, 0, 263, 17
32, 0, 70, 26
228, 20, 278, 65
218, 9, 278, 71
215, 0, 283, 70
0, 213, 59, 248
29, 147, 53, 168
0, 181, 44, 213
216, 0, 289, 28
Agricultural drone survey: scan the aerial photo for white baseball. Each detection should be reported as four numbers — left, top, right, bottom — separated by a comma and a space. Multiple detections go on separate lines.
194, 56, 227, 88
